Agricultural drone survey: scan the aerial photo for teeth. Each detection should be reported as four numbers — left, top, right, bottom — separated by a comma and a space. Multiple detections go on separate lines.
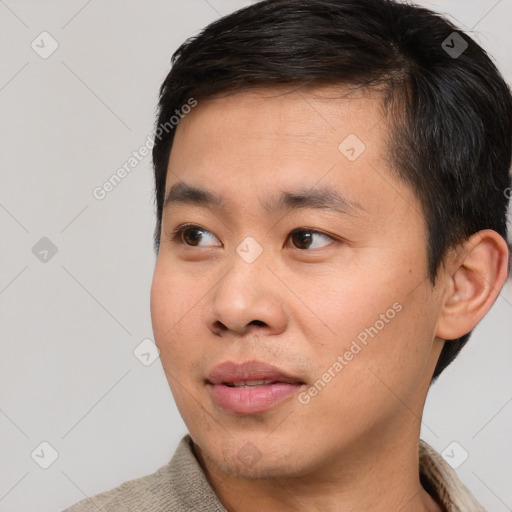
226, 380, 275, 388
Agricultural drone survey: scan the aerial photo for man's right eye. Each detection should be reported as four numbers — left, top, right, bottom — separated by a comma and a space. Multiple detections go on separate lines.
171, 224, 222, 247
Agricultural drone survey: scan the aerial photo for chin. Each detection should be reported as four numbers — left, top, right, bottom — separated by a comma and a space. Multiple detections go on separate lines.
196, 434, 308, 480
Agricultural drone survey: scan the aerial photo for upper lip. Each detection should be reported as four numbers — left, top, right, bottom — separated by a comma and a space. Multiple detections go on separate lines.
207, 360, 305, 385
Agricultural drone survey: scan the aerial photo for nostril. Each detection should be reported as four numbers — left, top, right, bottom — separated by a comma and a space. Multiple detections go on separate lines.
213, 321, 227, 332
249, 320, 266, 327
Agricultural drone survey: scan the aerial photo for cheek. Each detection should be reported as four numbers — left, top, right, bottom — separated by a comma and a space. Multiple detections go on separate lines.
289, 264, 400, 348
299, 263, 436, 408
150, 259, 205, 370
150, 263, 212, 425
323, 289, 436, 415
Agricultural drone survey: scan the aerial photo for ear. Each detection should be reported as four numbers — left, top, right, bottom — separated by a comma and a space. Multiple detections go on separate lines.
435, 229, 510, 340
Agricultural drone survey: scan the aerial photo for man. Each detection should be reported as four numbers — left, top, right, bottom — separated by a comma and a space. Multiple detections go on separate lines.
63, 0, 511, 510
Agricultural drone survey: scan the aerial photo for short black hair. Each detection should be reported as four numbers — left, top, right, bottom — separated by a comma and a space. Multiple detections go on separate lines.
151, 0, 512, 381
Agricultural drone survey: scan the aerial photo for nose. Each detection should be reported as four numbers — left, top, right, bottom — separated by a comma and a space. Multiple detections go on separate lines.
204, 256, 288, 338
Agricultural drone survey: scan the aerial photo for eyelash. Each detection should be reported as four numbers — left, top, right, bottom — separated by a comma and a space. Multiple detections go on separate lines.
169, 223, 336, 250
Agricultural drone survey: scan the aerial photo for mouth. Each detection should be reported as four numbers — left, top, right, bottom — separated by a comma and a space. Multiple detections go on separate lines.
206, 361, 306, 414
223, 379, 286, 388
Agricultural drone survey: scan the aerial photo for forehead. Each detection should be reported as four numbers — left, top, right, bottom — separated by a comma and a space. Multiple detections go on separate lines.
174, 85, 388, 149
164, 85, 420, 227
169, 86, 386, 177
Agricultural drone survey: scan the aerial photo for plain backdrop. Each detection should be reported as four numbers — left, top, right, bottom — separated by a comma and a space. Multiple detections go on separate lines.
0, 1, 511, 511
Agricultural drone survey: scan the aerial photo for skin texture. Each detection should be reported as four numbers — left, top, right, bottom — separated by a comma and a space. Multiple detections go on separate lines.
150, 86, 509, 512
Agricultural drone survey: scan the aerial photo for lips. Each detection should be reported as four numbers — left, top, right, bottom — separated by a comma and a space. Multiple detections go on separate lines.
206, 361, 305, 414
207, 360, 303, 385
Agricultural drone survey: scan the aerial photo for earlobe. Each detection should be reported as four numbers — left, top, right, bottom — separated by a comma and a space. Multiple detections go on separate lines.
435, 229, 509, 341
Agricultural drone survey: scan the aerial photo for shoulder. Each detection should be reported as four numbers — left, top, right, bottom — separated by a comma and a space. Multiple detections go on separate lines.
419, 439, 486, 512
61, 435, 223, 512
61, 458, 178, 512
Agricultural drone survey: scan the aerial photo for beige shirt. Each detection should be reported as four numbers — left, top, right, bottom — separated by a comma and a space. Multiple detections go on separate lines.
62, 435, 485, 511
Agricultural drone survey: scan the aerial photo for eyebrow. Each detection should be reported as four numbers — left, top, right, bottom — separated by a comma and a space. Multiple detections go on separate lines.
163, 182, 364, 216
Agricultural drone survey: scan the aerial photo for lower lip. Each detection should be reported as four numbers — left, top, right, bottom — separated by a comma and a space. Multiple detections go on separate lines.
209, 382, 303, 414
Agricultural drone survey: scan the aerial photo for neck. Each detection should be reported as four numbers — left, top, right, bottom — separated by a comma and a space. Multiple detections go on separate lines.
194, 418, 443, 512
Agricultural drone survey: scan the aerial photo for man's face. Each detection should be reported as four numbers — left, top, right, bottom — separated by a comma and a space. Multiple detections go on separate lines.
150, 87, 444, 478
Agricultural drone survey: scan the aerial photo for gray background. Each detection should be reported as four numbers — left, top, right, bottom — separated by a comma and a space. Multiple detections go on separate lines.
0, 1, 510, 511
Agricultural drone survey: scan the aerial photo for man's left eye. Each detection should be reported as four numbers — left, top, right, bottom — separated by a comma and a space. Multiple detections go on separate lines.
288, 229, 334, 250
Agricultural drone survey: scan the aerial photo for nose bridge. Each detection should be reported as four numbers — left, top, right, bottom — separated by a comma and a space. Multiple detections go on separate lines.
206, 237, 287, 335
